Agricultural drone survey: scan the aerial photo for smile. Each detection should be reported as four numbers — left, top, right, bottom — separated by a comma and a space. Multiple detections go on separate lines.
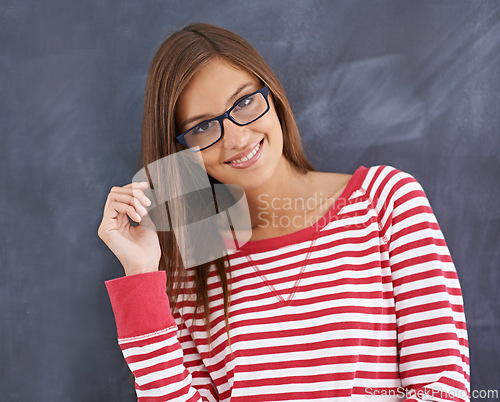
224, 139, 264, 169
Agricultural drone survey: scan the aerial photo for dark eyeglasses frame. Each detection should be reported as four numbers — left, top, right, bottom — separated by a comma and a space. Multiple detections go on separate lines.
176, 85, 270, 152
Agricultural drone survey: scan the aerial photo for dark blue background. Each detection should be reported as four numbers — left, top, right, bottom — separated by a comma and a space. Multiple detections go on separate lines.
1, 1, 499, 400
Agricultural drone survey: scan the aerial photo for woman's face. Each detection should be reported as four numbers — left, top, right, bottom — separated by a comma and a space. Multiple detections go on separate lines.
175, 58, 285, 191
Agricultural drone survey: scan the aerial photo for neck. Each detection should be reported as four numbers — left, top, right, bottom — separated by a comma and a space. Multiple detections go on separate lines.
243, 156, 312, 228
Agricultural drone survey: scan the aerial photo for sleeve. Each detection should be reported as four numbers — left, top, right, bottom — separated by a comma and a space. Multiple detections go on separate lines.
375, 166, 470, 401
105, 270, 219, 401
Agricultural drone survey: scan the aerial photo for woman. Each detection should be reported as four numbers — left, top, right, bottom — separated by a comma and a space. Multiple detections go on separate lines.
98, 23, 470, 401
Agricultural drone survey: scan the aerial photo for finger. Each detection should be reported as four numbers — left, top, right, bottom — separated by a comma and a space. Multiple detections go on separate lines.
127, 181, 149, 187
129, 181, 150, 191
138, 209, 157, 231
108, 192, 149, 218
110, 185, 152, 208
106, 198, 142, 222
130, 182, 153, 207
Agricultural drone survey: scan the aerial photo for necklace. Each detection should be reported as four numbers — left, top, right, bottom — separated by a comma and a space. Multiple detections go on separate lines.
242, 230, 320, 305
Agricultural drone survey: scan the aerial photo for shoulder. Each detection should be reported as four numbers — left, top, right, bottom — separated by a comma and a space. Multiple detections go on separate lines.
312, 165, 424, 203
357, 165, 426, 203
307, 165, 427, 213
356, 165, 436, 240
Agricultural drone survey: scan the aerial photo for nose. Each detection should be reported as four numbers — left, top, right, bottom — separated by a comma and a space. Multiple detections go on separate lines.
221, 118, 249, 149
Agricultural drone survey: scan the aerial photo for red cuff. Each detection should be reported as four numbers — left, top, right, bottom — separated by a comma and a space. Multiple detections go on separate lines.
105, 270, 176, 339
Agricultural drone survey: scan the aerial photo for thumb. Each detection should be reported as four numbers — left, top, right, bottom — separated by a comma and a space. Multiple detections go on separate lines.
138, 211, 157, 231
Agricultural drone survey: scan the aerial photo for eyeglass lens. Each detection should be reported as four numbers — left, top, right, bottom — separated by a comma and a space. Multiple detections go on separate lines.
184, 90, 268, 150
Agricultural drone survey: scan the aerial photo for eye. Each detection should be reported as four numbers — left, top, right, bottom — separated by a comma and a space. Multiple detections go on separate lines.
234, 94, 255, 110
192, 120, 218, 135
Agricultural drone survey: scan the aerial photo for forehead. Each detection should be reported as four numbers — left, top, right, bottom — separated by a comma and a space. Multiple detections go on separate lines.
176, 58, 259, 121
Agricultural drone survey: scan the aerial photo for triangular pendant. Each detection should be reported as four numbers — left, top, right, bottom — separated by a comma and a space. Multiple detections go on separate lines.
243, 233, 319, 305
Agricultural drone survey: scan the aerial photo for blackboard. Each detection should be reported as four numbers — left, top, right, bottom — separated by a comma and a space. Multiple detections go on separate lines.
1, 1, 499, 400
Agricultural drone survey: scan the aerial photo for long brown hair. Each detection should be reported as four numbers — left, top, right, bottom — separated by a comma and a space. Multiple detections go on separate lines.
139, 22, 315, 344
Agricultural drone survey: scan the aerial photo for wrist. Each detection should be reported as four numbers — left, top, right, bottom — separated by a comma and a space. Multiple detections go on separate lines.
124, 264, 159, 277
125, 268, 158, 276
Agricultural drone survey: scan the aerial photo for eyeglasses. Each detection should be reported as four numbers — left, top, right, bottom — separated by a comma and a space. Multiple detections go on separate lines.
176, 85, 270, 152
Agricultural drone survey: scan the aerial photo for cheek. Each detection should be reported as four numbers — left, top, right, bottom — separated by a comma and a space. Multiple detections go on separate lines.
261, 111, 284, 146
199, 149, 221, 173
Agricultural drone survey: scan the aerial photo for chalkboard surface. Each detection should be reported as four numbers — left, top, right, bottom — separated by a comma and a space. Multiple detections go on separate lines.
1, 1, 499, 400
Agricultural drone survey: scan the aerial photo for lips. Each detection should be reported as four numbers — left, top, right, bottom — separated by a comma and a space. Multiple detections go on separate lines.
224, 139, 263, 164
223, 138, 264, 169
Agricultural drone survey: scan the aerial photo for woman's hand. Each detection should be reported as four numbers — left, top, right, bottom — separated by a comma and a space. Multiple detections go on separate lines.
98, 182, 161, 276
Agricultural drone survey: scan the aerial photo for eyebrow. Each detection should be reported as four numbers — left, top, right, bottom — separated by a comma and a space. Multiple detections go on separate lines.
180, 82, 255, 129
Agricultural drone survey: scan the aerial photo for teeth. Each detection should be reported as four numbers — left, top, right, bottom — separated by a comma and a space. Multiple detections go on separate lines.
229, 141, 261, 164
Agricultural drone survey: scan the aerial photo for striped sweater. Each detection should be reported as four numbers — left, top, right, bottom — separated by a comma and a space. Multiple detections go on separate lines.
105, 165, 470, 401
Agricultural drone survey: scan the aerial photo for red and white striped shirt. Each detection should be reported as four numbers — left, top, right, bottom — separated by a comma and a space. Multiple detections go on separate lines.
105, 165, 470, 401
